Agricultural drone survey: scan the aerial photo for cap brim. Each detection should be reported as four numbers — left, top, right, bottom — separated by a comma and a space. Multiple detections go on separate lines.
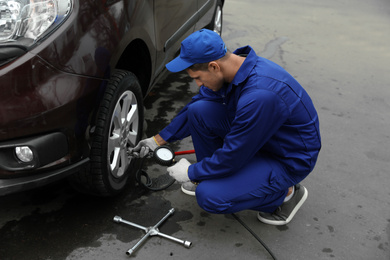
166, 56, 194, 73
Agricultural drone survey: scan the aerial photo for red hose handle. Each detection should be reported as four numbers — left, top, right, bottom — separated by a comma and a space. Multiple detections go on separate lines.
174, 150, 195, 155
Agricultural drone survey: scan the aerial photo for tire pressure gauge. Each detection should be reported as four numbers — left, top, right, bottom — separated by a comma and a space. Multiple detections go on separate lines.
153, 146, 175, 166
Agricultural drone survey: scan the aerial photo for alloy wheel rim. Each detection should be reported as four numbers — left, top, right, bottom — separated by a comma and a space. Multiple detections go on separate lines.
107, 90, 139, 178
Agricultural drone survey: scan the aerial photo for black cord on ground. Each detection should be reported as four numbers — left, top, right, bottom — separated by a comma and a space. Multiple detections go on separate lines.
135, 158, 176, 191
136, 169, 175, 191
231, 213, 278, 260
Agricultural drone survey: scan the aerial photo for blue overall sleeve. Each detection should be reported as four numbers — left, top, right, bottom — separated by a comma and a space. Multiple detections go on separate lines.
159, 86, 215, 142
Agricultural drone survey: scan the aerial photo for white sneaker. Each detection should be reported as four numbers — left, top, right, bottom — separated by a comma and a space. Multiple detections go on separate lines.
257, 184, 308, 225
181, 182, 197, 196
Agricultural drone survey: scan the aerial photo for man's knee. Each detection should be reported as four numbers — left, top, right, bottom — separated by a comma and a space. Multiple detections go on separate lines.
187, 101, 211, 122
196, 184, 233, 214
188, 100, 229, 121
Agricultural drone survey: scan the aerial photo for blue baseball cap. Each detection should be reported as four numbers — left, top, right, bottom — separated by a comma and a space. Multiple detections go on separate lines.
166, 29, 227, 72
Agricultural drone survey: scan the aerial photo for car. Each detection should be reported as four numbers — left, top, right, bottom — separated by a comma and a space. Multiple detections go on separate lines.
0, 0, 224, 196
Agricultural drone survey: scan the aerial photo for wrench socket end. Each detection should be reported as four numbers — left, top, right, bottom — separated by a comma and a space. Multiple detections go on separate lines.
113, 216, 122, 223
184, 241, 192, 248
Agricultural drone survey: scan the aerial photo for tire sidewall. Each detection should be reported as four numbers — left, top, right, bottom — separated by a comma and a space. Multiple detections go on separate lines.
91, 70, 144, 195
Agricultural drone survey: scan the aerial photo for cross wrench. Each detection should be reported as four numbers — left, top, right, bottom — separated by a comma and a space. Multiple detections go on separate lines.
113, 208, 192, 256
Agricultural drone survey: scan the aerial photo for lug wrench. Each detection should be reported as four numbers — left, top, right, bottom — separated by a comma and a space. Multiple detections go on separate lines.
113, 208, 192, 256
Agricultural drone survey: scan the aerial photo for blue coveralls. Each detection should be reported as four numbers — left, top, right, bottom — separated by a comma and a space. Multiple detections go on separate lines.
159, 46, 321, 214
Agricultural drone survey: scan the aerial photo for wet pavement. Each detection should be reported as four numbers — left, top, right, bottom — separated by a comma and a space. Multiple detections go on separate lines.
1, 0, 390, 259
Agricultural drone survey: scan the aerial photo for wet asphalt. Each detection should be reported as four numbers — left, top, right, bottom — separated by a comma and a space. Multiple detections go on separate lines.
1, 0, 390, 259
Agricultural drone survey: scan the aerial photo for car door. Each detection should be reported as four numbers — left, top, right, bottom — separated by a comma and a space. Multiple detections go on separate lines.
195, 0, 218, 32
153, 0, 197, 74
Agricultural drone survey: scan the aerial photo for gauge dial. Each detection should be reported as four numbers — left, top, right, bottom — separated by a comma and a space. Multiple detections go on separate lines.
153, 146, 175, 166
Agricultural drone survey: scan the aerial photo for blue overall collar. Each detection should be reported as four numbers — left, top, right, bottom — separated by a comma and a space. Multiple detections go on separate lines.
223, 46, 257, 94
201, 46, 257, 97
231, 45, 257, 86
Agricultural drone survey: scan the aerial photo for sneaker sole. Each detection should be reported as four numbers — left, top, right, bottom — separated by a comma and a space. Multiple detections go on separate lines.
181, 185, 196, 196
257, 186, 308, 225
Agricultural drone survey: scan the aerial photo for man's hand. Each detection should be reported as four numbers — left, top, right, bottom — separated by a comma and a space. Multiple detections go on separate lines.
167, 158, 191, 183
129, 137, 159, 158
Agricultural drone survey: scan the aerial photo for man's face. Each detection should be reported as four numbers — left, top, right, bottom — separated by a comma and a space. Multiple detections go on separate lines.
186, 67, 224, 92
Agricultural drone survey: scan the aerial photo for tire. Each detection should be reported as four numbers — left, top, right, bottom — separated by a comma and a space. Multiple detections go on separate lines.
208, 0, 223, 36
70, 70, 144, 196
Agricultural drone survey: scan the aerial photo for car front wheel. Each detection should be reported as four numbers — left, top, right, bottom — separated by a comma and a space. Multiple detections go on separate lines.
70, 70, 143, 196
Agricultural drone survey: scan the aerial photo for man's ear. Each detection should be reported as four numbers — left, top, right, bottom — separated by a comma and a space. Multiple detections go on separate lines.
208, 61, 220, 72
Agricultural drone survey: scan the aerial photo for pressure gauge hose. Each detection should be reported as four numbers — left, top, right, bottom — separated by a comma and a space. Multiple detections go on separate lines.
133, 146, 178, 191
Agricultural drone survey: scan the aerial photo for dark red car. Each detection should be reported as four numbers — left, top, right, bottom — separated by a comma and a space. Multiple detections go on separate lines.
0, 0, 224, 196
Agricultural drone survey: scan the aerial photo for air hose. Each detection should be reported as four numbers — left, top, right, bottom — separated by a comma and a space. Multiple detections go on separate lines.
134, 146, 194, 191
231, 213, 278, 260
135, 157, 176, 191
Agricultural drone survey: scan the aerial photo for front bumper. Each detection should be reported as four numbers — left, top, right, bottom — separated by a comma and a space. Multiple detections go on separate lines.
0, 132, 68, 172
0, 157, 89, 196
0, 131, 89, 196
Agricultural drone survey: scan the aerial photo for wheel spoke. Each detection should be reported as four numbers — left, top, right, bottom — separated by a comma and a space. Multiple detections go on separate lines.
108, 133, 120, 156
118, 147, 129, 177
127, 129, 138, 147
108, 133, 121, 176
108, 103, 122, 155
127, 103, 139, 147
110, 147, 120, 172
112, 105, 123, 130
126, 101, 137, 124
121, 94, 132, 124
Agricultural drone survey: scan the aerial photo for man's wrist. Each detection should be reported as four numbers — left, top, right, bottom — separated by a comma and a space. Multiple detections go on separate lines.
153, 134, 166, 146
152, 136, 160, 146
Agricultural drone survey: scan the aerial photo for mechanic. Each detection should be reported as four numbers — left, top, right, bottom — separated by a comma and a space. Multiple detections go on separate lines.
131, 29, 321, 225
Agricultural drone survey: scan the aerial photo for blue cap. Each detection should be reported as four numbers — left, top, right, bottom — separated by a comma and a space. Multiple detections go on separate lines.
166, 29, 227, 72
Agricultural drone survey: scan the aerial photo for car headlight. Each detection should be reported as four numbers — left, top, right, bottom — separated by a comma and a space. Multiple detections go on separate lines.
0, 0, 72, 45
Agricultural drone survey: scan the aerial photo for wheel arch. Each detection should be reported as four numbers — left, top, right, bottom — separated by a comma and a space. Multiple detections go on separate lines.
85, 38, 152, 148
115, 39, 152, 98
